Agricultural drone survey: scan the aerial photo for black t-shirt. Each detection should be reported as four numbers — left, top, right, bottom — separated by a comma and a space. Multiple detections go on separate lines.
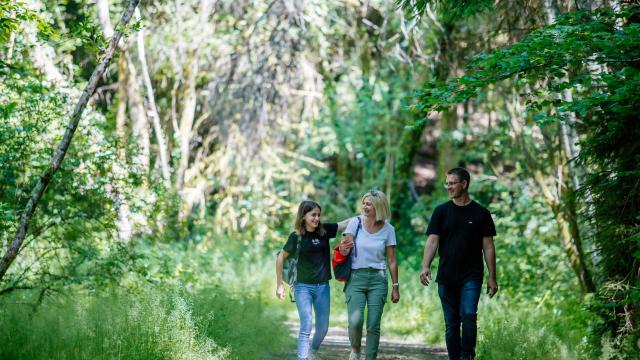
426, 200, 496, 285
283, 223, 338, 284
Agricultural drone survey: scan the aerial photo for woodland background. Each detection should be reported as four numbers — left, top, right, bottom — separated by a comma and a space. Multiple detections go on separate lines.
0, 0, 639, 358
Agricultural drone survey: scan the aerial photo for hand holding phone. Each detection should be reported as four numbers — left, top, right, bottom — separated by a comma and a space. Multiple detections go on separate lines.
339, 233, 354, 255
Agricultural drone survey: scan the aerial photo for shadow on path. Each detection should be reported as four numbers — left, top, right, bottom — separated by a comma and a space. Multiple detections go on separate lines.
269, 325, 448, 359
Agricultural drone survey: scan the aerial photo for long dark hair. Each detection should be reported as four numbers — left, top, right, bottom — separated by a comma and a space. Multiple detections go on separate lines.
294, 200, 326, 237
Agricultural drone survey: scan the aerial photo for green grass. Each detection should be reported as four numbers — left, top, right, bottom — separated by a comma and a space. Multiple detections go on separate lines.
0, 239, 295, 360
0, 290, 224, 359
192, 287, 293, 359
0, 238, 600, 360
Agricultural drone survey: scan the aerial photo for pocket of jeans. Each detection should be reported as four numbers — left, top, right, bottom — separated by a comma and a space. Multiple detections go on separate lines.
377, 269, 387, 280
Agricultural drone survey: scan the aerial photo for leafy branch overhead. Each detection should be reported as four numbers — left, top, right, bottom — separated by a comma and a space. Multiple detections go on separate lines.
409, 7, 640, 123
397, 0, 494, 19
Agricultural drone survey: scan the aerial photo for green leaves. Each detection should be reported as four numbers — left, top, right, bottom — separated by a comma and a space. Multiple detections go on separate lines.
410, 6, 640, 126
0, 0, 55, 43
397, 0, 494, 21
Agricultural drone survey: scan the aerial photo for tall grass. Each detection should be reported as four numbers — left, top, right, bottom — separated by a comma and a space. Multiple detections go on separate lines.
0, 290, 225, 360
0, 237, 296, 359
476, 297, 593, 360
192, 288, 292, 359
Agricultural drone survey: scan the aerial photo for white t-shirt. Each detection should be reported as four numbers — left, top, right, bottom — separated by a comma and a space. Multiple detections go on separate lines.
344, 215, 396, 270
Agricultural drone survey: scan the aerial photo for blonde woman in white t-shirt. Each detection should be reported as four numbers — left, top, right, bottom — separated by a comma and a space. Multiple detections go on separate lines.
338, 190, 400, 360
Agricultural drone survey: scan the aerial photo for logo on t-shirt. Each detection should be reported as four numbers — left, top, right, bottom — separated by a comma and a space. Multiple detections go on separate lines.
311, 238, 320, 246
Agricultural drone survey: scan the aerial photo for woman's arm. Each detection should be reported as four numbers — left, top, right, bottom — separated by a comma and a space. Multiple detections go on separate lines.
386, 246, 400, 303
275, 250, 289, 300
336, 218, 352, 232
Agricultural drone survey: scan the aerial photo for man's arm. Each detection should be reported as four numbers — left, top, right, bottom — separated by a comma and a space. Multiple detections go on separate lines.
420, 234, 439, 286
482, 236, 498, 298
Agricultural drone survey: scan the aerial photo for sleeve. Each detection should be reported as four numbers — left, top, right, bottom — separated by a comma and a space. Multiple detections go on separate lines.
344, 216, 360, 235
282, 232, 298, 254
426, 205, 443, 236
483, 210, 497, 237
386, 224, 397, 246
323, 223, 338, 239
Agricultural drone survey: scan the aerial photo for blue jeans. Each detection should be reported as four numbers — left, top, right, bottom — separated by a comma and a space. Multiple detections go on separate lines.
294, 282, 330, 360
438, 279, 482, 360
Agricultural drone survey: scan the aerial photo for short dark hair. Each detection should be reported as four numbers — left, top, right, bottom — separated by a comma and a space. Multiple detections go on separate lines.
447, 167, 470, 189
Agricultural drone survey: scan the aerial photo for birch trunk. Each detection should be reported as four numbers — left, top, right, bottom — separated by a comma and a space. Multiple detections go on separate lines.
544, 0, 585, 191
135, 10, 171, 187
175, 0, 213, 190
96, 1, 133, 242
176, 49, 199, 190
126, 58, 151, 174
435, 22, 457, 183
508, 96, 595, 293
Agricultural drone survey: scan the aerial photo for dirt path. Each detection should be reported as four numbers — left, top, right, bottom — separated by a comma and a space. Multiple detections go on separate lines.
270, 324, 448, 359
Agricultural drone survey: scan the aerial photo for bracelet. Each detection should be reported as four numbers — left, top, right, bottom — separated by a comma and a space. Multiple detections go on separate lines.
392, 283, 399, 288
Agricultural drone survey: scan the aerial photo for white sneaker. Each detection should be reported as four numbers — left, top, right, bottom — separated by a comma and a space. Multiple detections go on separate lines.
348, 351, 361, 360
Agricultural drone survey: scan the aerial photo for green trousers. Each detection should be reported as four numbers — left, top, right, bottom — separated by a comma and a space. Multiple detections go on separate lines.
345, 268, 388, 360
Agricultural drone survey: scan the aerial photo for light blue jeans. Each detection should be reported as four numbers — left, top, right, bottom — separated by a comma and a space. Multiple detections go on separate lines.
294, 282, 330, 360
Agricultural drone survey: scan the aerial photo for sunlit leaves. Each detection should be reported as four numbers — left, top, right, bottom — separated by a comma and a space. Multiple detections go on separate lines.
397, 0, 493, 21
410, 6, 640, 126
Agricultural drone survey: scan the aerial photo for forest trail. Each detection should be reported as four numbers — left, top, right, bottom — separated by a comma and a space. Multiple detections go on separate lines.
270, 324, 448, 359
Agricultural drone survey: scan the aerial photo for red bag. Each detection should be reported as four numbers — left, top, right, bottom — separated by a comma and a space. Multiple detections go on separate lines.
332, 245, 350, 282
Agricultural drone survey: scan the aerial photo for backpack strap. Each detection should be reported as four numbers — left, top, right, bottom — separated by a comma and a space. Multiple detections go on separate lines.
287, 233, 303, 302
294, 233, 302, 262
352, 216, 362, 258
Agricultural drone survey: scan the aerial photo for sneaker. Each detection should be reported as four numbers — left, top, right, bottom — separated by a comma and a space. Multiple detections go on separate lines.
308, 350, 319, 360
348, 351, 361, 360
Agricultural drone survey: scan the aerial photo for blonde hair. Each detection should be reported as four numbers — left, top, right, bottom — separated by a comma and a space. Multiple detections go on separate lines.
293, 200, 326, 236
361, 190, 391, 222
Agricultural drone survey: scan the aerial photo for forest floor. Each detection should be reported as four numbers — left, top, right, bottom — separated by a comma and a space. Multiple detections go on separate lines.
269, 324, 448, 359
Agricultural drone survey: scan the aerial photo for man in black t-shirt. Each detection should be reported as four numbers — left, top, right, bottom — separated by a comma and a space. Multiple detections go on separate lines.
420, 168, 498, 360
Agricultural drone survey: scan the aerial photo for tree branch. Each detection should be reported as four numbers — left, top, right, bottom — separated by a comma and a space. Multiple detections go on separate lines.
0, 0, 141, 282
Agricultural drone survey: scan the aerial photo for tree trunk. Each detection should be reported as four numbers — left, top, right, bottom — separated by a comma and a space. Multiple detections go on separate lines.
0, 0, 141, 282
96, 0, 114, 38
176, 49, 199, 190
126, 58, 151, 174
175, 0, 213, 190
116, 54, 128, 139
135, 10, 171, 187
509, 99, 596, 292
436, 109, 457, 179
542, 0, 597, 293
96, 3, 134, 242
433, 22, 457, 184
